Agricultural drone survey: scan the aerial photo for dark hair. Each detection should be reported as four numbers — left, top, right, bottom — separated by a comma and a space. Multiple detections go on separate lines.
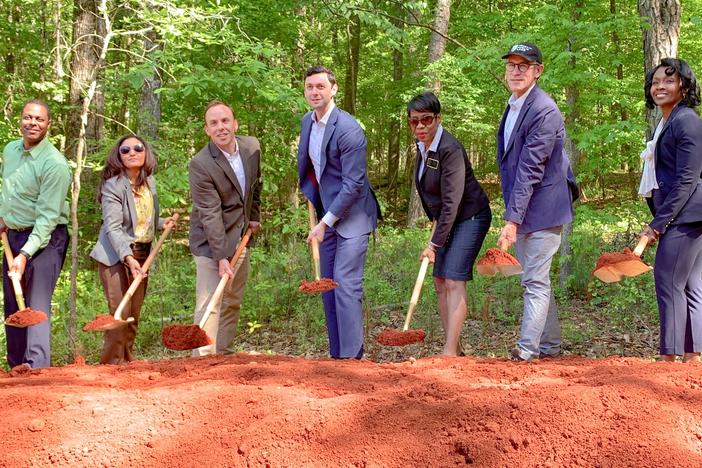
407, 92, 441, 116
97, 135, 157, 202
304, 66, 336, 86
21, 99, 52, 120
644, 58, 701, 109
204, 100, 236, 121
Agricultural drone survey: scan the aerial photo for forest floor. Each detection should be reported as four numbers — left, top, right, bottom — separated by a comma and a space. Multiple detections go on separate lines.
2, 350, 701, 467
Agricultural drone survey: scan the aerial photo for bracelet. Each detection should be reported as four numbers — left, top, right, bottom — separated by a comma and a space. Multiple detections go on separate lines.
19, 250, 31, 261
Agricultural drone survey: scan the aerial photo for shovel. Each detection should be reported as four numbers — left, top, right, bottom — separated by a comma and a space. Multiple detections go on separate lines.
377, 223, 435, 346
593, 237, 650, 283
161, 227, 252, 351
2, 232, 48, 328
476, 239, 523, 276
83, 213, 178, 332
298, 201, 337, 294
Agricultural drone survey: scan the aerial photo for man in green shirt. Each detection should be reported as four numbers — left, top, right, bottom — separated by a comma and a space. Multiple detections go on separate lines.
0, 99, 71, 369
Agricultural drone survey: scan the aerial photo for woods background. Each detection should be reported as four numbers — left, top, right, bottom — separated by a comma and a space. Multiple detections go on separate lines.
0, 0, 700, 366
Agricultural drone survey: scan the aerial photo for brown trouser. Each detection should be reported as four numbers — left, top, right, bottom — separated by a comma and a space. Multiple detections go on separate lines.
98, 243, 150, 364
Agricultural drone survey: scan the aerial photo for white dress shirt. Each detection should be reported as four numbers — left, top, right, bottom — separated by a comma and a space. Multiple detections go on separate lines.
503, 83, 536, 146
308, 103, 339, 227
417, 124, 444, 180
217, 142, 246, 198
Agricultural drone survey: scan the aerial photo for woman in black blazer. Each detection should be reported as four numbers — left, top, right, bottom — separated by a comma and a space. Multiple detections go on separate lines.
640, 58, 702, 363
89, 135, 176, 364
408, 92, 492, 356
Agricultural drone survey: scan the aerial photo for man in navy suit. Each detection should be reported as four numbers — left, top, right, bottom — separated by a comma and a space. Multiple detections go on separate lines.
297, 66, 380, 359
496, 43, 576, 362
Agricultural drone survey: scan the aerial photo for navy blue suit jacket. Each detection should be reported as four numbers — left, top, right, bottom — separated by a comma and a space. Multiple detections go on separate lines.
497, 85, 575, 234
650, 103, 702, 234
298, 106, 380, 238
415, 129, 490, 247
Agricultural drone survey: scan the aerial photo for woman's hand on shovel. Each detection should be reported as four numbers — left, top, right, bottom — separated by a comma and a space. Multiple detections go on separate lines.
419, 246, 436, 263
124, 255, 145, 279
639, 225, 659, 245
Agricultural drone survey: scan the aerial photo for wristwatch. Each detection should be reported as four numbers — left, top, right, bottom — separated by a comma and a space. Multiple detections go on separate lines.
19, 250, 31, 261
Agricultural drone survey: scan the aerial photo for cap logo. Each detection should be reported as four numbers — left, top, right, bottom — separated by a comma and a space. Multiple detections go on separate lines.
511, 44, 532, 53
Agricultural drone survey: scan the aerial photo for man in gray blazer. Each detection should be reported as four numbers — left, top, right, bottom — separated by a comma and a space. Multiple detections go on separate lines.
189, 100, 261, 356
496, 43, 576, 362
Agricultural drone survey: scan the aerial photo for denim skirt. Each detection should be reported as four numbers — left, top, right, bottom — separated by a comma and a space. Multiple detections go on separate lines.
433, 207, 492, 281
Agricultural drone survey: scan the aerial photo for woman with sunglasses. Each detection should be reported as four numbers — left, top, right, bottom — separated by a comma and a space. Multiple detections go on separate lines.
90, 135, 176, 364
407, 92, 492, 356
639, 58, 702, 363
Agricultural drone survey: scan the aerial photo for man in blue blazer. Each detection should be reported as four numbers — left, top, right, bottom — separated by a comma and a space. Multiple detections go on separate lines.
496, 43, 576, 362
298, 66, 380, 359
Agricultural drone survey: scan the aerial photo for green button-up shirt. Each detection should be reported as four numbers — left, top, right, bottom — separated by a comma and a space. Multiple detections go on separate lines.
0, 136, 71, 256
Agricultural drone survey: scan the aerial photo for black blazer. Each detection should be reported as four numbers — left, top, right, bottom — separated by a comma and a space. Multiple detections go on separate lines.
650, 103, 702, 234
415, 129, 490, 247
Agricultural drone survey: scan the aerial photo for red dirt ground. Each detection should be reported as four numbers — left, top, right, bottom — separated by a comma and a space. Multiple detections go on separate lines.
1, 354, 701, 467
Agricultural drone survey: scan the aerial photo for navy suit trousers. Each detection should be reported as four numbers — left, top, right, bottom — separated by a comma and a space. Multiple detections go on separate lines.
654, 222, 702, 355
3, 225, 68, 368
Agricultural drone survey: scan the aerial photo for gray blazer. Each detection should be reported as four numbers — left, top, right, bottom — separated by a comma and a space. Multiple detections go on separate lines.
90, 175, 163, 266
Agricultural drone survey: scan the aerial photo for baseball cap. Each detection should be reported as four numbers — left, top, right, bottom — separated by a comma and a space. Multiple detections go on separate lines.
502, 42, 542, 64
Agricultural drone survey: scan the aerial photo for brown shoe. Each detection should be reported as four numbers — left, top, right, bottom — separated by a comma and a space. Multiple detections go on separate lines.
510, 348, 530, 362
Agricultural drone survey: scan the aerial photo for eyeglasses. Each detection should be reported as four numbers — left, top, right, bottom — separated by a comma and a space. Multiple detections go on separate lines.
408, 115, 436, 128
119, 144, 145, 155
506, 62, 537, 73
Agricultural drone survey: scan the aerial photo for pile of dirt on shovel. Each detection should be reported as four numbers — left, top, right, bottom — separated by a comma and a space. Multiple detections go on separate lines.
477, 248, 520, 266
594, 247, 641, 272
298, 278, 338, 294
82, 314, 119, 332
161, 324, 212, 351
5, 308, 47, 327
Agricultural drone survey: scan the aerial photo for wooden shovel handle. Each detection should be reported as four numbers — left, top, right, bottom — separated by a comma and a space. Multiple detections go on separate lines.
198, 227, 253, 329
113, 213, 179, 321
403, 256, 430, 331
307, 201, 321, 280
633, 236, 648, 257
1, 232, 26, 311
402, 221, 437, 331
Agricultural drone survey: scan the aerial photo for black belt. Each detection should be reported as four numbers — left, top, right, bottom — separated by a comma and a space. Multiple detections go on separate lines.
9, 226, 33, 232
130, 242, 152, 250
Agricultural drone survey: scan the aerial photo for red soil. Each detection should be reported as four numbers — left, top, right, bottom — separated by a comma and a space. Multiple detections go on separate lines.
5, 308, 47, 327
83, 314, 120, 332
299, 278, 338, 294
1, 354, 701, 467
161, 324, 212, 351
477, 248, 520, 266
377, 328, 427, 346
594, 248, 643, 272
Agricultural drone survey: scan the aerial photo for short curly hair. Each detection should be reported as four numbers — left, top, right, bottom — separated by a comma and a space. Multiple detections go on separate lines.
644, 58, 701, 110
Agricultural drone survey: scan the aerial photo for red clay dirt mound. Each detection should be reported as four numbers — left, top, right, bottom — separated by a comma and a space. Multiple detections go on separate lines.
1, 354, 701, 467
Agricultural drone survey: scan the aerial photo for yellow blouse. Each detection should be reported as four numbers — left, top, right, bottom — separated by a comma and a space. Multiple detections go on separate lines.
132, 184, 154, 243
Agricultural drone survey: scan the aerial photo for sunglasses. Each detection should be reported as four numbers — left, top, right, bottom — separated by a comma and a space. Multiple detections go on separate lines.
119, 144, 145, 155
408, 115, 436, 128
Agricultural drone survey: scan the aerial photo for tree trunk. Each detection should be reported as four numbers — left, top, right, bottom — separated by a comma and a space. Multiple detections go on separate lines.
559, 0, 582, 291
386, 17, 403, 203
408, 1, 452, 226
637, 0, 680, 137
53, 0, 65, 80
427, 0, 452, 92
342, 15, 360, 115
65, 0, 103, 161
138, 30, 162, 141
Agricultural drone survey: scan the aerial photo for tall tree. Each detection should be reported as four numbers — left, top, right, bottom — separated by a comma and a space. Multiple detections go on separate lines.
386, 16, 403, 201
408, 0, 453, 226
342, 14, 361, 115
637, 0, 680, 136
138, 30, 162, 141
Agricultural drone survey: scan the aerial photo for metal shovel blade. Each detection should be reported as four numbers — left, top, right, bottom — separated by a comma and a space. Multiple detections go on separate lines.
593, 259, 651, 283
476, 263, 523, 277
